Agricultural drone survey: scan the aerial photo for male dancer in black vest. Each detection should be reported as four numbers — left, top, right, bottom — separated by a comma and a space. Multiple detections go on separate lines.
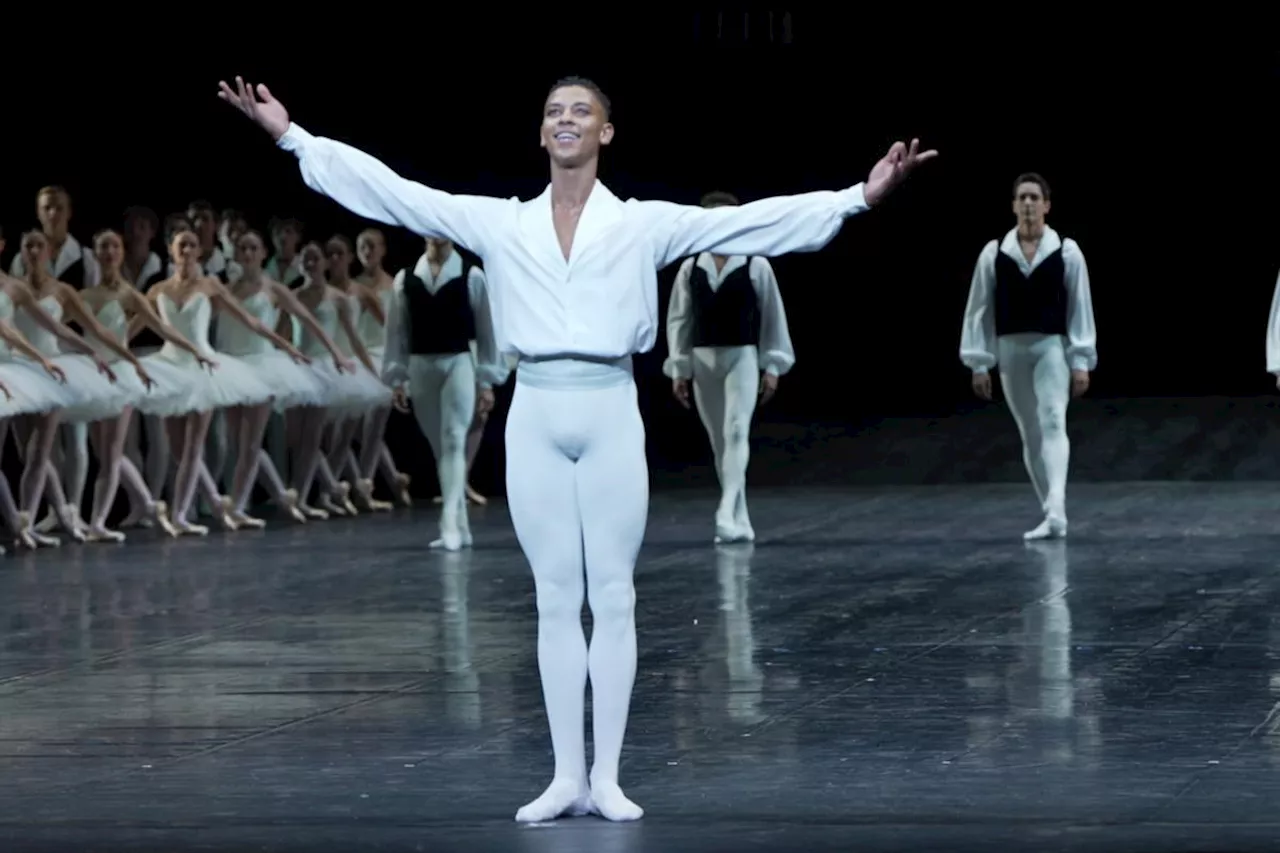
8, 186, 99, 289
665, 191, 795, 543
385, 237, 508, 550
960, 173, 1097, 539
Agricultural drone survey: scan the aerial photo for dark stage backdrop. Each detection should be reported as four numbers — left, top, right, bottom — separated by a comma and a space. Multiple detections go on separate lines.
2, 15, 1277, 496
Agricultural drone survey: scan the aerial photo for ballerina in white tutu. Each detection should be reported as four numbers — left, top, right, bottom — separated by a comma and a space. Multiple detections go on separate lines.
0, 261, 69, 549
320, 235, 392, 510
216, 228, 355, 527
289, 241, 387, 518
11, 230, 154, 546
77, 229, 219, 542
352, 227, 411, 508
143, 227, 308, 535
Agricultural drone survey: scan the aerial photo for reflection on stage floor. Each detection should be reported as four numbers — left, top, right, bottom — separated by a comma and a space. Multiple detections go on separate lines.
1, 482, 1279, 852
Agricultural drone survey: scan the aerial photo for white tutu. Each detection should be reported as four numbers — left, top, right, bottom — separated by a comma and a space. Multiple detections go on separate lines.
145, 350, 274, 416
307, 358, 390, 418
0, 356, 75, 417
131, 354, 202, 417
57, 353, 135, 423
240, 348, 327, 409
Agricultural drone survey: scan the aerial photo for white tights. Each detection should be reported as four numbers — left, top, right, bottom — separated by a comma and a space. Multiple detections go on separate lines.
692, 345, 759, 542
504, 358, 647, 824
408, 353, 475, 551
997, 333, 1071, 537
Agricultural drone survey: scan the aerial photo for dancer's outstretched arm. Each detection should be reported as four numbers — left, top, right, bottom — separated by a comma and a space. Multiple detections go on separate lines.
640, 140, 938, 268
218, 77, 506, 257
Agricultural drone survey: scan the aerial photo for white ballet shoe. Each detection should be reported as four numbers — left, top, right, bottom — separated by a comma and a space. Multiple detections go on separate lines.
1023, 515, 1067, 541
429, 528, 464, 552
588, 777, 644, 822
515, 778, 594, 823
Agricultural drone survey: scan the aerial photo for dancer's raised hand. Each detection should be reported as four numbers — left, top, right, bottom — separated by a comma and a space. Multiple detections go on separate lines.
217, 76, 290, 141
864, 138, 938, 206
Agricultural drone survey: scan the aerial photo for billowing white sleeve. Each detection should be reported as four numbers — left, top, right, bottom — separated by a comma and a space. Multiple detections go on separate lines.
661, 258, 695, 379
467, 266, 509, 388
637, 185, 869, 269
381, 269, 409, 387
750, 256, 796, 376
276, 123, 508, 257
959, 241, 999, 373
1062, 239, 1098, 372
1266, 269, 1280, 374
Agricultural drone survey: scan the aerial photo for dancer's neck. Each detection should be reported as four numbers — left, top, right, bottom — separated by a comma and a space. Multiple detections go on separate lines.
1017, 222, 1046, 242
549, 159, 598, 210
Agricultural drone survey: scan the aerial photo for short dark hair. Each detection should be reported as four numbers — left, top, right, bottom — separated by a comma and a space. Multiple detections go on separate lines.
123, 205, 158, 233
1012, 172, 1051, 201
700, 191, 739, 209
547, 75, 611, 120
187, 199, 215, 215
269, 216, 303, 236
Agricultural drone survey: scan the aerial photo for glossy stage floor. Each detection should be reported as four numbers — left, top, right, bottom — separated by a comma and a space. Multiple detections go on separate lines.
2, 483, 1279, 852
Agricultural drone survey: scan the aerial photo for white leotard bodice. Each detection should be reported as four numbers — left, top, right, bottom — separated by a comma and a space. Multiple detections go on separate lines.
13, 295, 65, 356
357, 288, 391, 351
217, 289, 280, 357
157, 291, 216, 360
297, 298, 341, 359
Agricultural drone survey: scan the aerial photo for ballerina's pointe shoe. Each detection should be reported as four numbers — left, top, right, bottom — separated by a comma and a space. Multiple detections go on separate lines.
280, 489, 308, 524
355, 478, 393, 512
395, 473, 412, 507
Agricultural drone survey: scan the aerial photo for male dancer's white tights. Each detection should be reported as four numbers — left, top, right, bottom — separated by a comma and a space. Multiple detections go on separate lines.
504, 358, 647, 824
997, 333, 1071, 539
407, 352, 475, 551
692, 345, 758, 542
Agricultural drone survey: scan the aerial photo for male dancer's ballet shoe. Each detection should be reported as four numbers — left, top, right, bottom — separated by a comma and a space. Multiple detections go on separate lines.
1023, 515, 1067, 541
588, 777, 644, 822
514, 779, 594, 823
395, 473, 412, 507
354, 478, 393, 512
429, 529, 464, 552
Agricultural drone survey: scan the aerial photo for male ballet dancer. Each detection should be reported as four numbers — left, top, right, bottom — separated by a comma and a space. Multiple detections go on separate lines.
960, 172, 1096, 540
219, 73, 935, 823
664, 191, 795, 544
384, 236, 507, 551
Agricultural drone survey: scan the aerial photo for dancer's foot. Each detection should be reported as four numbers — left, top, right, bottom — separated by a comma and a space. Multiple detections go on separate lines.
588, 778, 643, 822
465, 483, 487, 506
34, 509, 59, 534
14, 512, 43, 550
1023, 515, 1067, 541
230, 510, 266, 529
354, 478, 393, 512
54, 504, 88, 544
299, 503, 330, 521
174, 520, 209, 536
429, 528, 464, 552
150, 501, 179, 538
395, 472, 412, 506
85, 525, 126, 543
514, 778, 593, 823
280, 489, 308, 524
215, 496, 241, 531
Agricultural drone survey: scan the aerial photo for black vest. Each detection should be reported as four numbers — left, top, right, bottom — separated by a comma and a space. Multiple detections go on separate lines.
401, 259, 477, 355
57, 256, 86, 290
689, 257, 760, 348
128, 257, 169, 350
993, 241, 1068, 337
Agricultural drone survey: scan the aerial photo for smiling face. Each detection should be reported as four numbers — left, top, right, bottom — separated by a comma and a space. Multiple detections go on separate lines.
540, 84, 613, 169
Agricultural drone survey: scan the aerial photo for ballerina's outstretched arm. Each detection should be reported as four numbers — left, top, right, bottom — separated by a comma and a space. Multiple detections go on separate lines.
207, 278, 309, 364
270, 282, 353, 373
55, 281, 156, 390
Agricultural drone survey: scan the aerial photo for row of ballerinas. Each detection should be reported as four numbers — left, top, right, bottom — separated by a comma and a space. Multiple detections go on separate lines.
0, 223, 438, 551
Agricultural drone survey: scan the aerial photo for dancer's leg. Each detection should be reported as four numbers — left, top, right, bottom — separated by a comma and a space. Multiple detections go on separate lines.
435, 356, 476, 549
506, 375, 647, 823
999, 336, 1069, 539
85, 415, 129, 541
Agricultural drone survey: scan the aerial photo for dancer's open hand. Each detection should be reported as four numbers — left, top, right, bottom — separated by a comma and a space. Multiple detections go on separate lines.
758, 372, 778, 405
864, 139, 938, 207
672, 378, 691, 409
42, 359, 66, 383
137, 366, 156, 391
972, 371, 993, 400
217, 77, 290, 141
1070, 369, 1090, 398
95, 357, 118, 384
392, 386, 410, 413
